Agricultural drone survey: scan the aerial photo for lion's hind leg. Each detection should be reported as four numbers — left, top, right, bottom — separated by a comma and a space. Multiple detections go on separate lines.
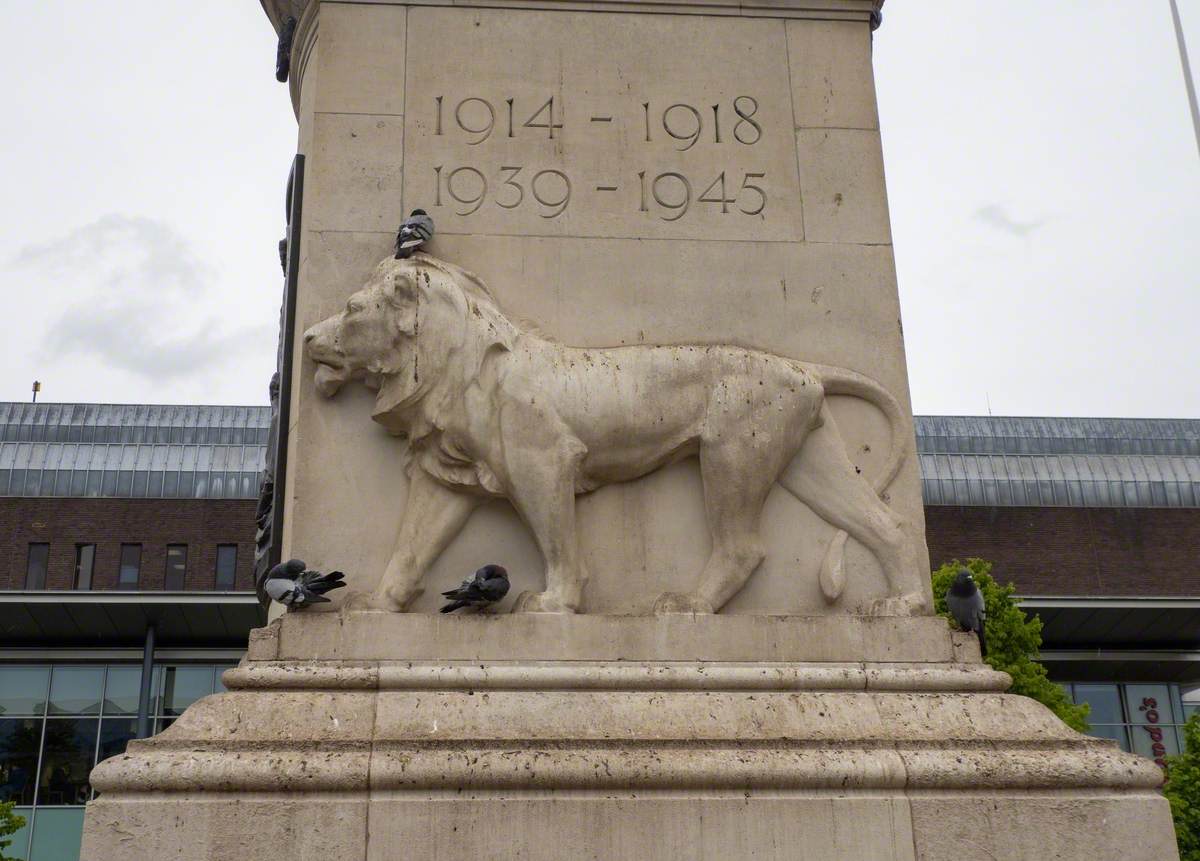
779, 417, 930, 615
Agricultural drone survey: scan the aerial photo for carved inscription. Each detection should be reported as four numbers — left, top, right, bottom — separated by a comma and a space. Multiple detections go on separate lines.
427, 95, 769, 222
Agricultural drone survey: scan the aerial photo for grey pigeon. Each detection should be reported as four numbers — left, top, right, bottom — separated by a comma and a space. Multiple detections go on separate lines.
263, 558, 346, 610
945, 568, 987, 656
394, 209, 434, 259
440, 564, 509, 613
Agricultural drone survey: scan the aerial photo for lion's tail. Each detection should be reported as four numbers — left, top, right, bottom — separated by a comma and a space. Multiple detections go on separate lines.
787, 364, 909, 604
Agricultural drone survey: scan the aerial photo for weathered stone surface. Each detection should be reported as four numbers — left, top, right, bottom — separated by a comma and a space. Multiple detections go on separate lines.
284, 0, 929, 614
84, 613, 1172, 859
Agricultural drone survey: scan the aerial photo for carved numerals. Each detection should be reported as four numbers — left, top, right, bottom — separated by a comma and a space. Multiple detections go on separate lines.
637, 171, 766, 221
435, 96, 563, 143
642, 97, 762, 149
427, 94, 769, 223
434, 165, 572, 217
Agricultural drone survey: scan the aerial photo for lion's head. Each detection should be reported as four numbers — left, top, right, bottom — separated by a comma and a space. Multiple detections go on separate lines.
303, 253, 517, 431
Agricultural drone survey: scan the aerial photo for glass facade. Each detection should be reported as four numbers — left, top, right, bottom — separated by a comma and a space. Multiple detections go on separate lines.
215, 545, 237, 591
1064, 681, 1187, 766
116, 545, 140, 590
164, 545, 187, 591
72, 545, 94, 590
0, 662, 235, 861
25, 544, 48, 590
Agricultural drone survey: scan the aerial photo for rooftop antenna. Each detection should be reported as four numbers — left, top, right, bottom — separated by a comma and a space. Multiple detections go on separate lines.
985, 391, 993, 417
31, 380, 40, 404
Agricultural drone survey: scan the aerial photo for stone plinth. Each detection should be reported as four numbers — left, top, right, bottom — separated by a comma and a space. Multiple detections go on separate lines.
82, 612, 1176, 860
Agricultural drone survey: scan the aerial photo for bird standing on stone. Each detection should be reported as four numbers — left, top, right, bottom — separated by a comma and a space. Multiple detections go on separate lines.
394, 209, 434, 259
945, 568, 987, 656
263, 558, 346, 610
440, 564, 510, 613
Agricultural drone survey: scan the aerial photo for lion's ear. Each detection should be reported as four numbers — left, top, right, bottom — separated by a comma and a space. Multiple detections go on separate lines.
386, 272, 419, 307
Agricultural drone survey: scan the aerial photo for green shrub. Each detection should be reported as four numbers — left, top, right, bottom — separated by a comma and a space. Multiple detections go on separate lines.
932, 557, 1089, 732
0, 800, 26, 861
1165, 714, 1200, 861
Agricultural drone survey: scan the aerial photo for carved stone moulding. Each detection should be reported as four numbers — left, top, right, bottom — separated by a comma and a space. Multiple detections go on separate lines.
82, 613, 1176, 861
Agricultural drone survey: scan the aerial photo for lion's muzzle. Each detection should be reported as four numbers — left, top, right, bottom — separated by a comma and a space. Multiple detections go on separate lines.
303, 317, 349, 398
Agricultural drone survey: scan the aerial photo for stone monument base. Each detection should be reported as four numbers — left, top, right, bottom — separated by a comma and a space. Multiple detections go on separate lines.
83, 612, 1176, 860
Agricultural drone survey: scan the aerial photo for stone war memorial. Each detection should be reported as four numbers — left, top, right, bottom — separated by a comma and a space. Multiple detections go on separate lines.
82, 0, 1179, 858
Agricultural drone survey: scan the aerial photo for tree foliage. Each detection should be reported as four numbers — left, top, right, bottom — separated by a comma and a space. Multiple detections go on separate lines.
932, 557, 1090, 733
0, 800, 26, 861
1165, 715, 1200, 861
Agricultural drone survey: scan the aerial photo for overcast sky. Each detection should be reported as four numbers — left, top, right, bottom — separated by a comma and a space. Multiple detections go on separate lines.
0, 1, 1197, 417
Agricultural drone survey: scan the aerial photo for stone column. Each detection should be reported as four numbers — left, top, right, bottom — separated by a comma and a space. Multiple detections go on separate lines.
81, 2, 1179, 858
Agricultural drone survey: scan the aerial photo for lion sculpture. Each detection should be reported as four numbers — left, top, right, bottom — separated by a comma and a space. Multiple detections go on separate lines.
303, 253, 929, 616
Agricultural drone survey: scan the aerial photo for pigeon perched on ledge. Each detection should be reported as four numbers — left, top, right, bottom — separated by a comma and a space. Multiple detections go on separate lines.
440, 564, 510, 613
394, 209, 434, 259
263, 558, 346, 610
945, 568, 987, 656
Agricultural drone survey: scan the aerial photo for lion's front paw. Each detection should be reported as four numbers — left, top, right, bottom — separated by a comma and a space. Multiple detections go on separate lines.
867, 591, 931, 617
342, 585, 421, 612
512, 591, 576, 614
652, 592, 716, 615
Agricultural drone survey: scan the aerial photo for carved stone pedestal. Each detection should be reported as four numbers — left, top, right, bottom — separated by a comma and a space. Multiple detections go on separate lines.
82, 612, 1175, 860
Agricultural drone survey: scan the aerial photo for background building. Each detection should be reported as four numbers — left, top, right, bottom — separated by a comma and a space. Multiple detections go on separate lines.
1, 403, 1197, 859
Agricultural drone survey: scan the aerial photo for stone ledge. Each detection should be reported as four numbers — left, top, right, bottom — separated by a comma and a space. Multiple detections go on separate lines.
225, 660, 1008, 691
254, 611, 968, 663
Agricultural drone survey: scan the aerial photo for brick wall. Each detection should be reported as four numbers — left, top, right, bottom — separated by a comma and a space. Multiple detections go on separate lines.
925, 506, 1200, 597
0, 498, 257, 591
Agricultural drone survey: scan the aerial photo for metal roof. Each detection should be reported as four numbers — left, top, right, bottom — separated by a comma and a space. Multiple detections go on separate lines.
914, 415, 1200, 508
1, 404, 1197, 508
0, 402, 269, 500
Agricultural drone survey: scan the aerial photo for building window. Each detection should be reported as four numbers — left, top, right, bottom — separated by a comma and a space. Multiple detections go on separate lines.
25, 544, 49, 589
164, 545, 187, 590
118, 544, 141, 590
1063, 682, 1187, 768
215, 545, 237, 591
0, 661, 237, 861
74, 544, 96, 590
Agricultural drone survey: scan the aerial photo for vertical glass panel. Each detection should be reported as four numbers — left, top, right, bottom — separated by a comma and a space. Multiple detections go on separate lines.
160, 667, 213, 716
1124, 684, 1179, 764
0, 719, 41, 804
97, 718, 138, 764
164, 545, 187, 591
1087, 723, 1131, 753
37, 719, 99, 804
155, 717, 176, 735
24, 544, 48, 590
101, 667, 142, 716
6, 806, 30, 860
0, 667, 49, 716
118, 544, 141, 590
28, 807, 85, 860
74, 544, 95, 590
48, 666, 103, 715
215, 545, 237, 591
1073, 684, 1124, 724
1125, 684, 1178, 725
